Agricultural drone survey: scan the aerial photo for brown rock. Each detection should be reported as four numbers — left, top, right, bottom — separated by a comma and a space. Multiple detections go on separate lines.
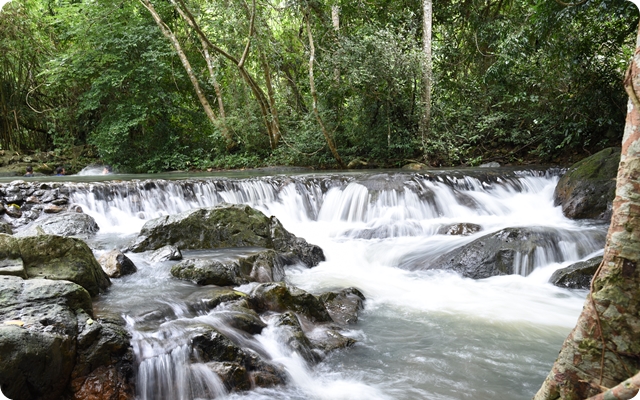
44, 204, 66, 214
70, 365, 134, 400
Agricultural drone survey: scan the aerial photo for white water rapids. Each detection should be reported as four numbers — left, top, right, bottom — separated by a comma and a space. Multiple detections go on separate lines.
67, 170, 606, 400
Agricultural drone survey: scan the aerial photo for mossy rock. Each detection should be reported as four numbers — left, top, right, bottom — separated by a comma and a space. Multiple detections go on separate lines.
130, 204, 324, 267
10, 234, 111, 296
554, 147, 620, 220
248, 282, 332, 323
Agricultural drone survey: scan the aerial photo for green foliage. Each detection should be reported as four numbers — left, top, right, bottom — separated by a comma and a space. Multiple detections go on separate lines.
0, 0, 636, 170
429, 0, 637, 165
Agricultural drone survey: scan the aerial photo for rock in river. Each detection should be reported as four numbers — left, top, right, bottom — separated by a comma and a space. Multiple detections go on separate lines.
0, 234, 110, 296
129, 204, 325, 267
405, 227, 606, 279
554, 147, 620, 220
549, 256, 603, 290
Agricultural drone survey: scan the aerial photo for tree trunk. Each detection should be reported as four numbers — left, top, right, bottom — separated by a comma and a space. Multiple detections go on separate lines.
534, 24, 640, 400
202, 45, 233, 148
305, 11, 345, 169
172, 0, 281, 149
421, 0, 432, 163
140, 0, 219, 131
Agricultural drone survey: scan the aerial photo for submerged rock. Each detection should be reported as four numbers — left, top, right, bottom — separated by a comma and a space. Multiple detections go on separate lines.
554, 147, 620, 220
188, 325, 286, 391
129, 204, 325, 268
437, 223, 482, 236
407, 227, 606, 279
98, 249, 138, 278
549, 256, 603, 290
274, 312, 322, 364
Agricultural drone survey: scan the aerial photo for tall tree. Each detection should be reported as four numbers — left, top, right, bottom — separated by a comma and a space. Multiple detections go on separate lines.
421, 0, 432, 162
534, 21, 640, 400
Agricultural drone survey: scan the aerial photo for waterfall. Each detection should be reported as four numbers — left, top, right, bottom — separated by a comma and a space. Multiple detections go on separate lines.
66, 168, 602, 400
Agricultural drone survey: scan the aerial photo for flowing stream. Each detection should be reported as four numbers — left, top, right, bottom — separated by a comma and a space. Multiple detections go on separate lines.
63, 168, 605, 400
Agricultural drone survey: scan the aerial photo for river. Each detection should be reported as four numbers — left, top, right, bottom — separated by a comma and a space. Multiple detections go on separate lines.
62, 168, 605, 400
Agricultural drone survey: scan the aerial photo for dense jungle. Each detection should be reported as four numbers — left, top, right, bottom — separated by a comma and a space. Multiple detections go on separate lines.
0, 0, 638, 173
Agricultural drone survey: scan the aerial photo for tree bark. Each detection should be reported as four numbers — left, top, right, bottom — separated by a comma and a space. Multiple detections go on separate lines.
584, 371, 640, 400
420, 0, 433, 163
534, 24, 640, 400
305, 10, 345, 168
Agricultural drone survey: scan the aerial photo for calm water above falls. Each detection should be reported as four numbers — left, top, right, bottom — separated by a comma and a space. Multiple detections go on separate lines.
69, 169, 605, 400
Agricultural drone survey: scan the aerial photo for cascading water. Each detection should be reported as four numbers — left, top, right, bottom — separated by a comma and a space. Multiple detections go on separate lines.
70, 169, 605, 400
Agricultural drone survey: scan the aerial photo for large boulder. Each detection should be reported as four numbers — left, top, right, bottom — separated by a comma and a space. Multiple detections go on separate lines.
17, 212, 99, 238
0, 277, 90, 400
129, 204, 325, 267
18, 235, 110, 296
554, 147, 620, 220
0, 276, 133, 400
406, 227, 606, 279
549, 256, 603, 290
0, 234, 110, 296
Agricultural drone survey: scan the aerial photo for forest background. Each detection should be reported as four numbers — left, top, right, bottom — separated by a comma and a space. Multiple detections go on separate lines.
0, 0, 638, 173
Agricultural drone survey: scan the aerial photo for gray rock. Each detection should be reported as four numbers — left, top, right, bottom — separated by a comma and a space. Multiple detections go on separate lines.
0, 221, 13, 235
17, 212, 99, 238
549, 256, 603, 290
437, 223, 482, 236
554, 147, 620, 220
406, 227, 606, 279
479, 162, 500, 168
216, 301, 267, 335
274, 312, 321, 364
0, 276, 133, 400
249, 282, 333, 324
149, 245, 183, 262
185, 287, 248, 313
0, 276, 91, 400
319, 287, 366, 325
171, 258, 247, 286
188, 324, 286, 391
98, 250, 138, 278
5, 204, 22, 218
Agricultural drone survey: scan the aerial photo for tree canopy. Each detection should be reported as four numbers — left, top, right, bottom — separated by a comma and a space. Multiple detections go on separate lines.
0, 0, 636, 172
